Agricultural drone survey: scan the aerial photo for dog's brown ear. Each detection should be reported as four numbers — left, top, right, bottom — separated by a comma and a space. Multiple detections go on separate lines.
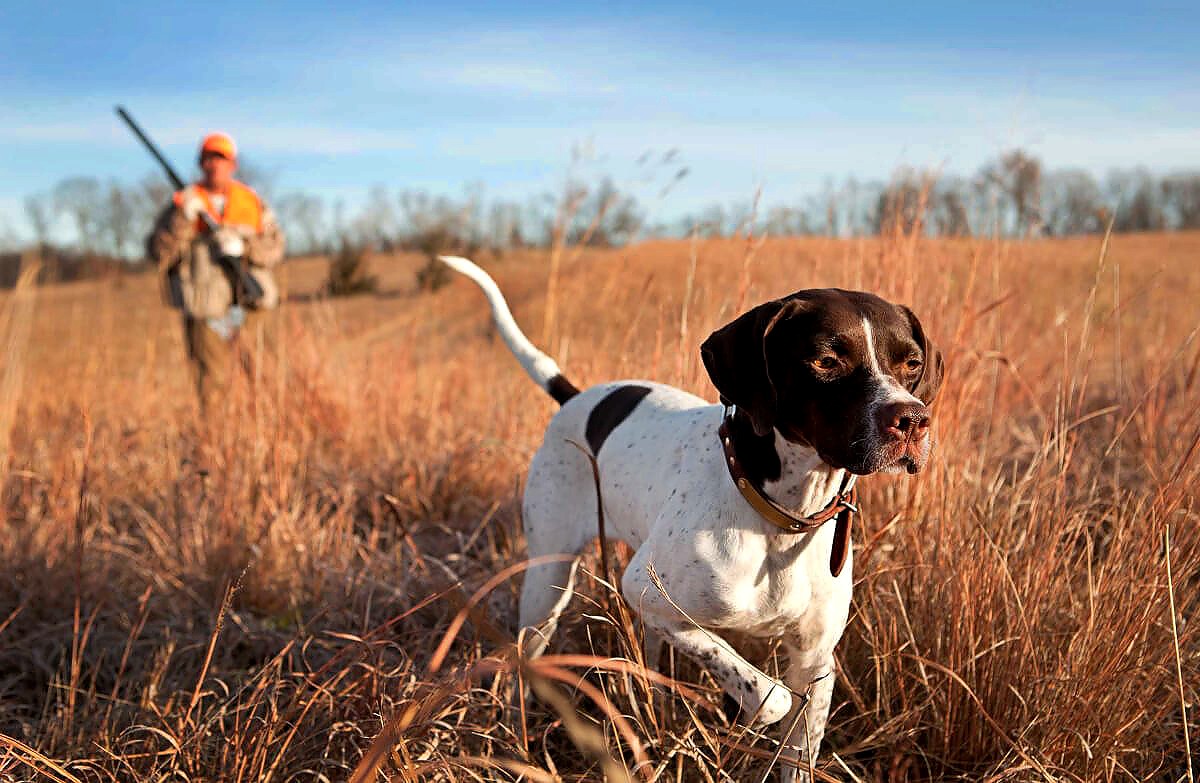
900, 305, 944, 405
701, 299, 799, 437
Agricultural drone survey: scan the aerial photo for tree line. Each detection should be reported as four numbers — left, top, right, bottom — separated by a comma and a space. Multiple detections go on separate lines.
4, 148, 1200, 287
688, 152, 1200, 239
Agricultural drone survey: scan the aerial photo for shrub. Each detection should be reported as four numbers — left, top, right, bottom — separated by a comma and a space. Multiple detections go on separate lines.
325, 239, 378, 296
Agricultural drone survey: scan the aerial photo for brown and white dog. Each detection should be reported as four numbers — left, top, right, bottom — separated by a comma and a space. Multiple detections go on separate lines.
439, 255, 943, 782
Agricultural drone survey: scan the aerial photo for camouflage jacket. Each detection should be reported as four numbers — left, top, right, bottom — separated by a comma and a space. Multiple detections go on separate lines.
146, 183, 285, 318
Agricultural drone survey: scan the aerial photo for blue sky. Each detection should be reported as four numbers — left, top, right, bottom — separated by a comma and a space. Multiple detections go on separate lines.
1, 1, 1197, 240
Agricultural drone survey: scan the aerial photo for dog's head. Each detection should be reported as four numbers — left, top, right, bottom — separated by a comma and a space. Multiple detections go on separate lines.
701, 288, 944, 475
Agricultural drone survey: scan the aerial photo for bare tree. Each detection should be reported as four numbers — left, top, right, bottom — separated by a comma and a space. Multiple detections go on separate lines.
1043, 170, 1103, 235
353, 185, 397, 249
979, 150, 1043, 237
820, 177, 840, 237
275, 192, 327, 255
1007, 150, 1043, 236
137, 173, 173, 213
1107, 169, 1166, 232
397, 189, 474, 252
838, 178, 872, 237
1161, 173, 1200, 229
486, 201, 525, 253
874, 170, 929, 235
133, 174, 174, 260
566, 178, 642, 247
931, 178, 972, 237
692, 204, 728, 238
54, 177, 104, 254
104, 181, 137, 257
765, 205, 815, 236
23, 193, 53, 253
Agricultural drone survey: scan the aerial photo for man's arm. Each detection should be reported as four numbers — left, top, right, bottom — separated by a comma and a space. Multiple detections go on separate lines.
244, 204, 286, 268
146, 201, 195, 271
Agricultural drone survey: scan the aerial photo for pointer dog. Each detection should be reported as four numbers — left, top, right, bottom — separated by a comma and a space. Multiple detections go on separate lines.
439, 255, 943, 782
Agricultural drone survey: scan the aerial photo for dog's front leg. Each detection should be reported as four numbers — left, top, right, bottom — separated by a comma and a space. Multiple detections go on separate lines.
641, 614, 794, 727
623, 550, 793, 727
777, 645, 836, 783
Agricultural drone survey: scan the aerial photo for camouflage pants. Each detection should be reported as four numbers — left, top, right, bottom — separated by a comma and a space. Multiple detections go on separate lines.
183, 309, 275, 413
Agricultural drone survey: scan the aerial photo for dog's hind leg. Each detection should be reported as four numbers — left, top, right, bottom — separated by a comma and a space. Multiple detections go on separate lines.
517, 555, 581, 660
516, 444, 596, 659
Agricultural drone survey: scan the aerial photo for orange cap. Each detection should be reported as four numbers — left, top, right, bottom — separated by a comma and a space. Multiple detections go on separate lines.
199, 132, 237, 161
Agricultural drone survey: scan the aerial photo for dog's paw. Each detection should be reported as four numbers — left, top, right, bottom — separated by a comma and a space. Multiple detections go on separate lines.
725, 680, 793, 728
755, 682, 794, 727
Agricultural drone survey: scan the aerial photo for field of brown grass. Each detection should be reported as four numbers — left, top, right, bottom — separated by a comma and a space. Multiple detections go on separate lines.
1, 231, 1198, 782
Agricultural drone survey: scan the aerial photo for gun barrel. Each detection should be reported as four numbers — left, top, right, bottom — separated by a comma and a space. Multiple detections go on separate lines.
115, 106, 187, 191
115, 106, 222, 234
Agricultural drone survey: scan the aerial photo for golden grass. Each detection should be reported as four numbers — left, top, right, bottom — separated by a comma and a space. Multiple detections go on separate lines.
1, 231, 1197, 781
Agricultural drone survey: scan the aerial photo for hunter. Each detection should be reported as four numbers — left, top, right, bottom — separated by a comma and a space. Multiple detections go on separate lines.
146, 132, 284, 411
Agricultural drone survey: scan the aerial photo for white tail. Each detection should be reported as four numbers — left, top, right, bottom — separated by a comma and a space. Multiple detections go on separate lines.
438, 255, 579, 404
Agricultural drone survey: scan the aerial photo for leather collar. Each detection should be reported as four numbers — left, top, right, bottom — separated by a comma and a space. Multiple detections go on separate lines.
719, 407, 859, 577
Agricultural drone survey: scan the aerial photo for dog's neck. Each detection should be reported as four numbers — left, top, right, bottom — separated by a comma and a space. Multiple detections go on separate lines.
725, 410, 847, 517
763, 431, 847, 515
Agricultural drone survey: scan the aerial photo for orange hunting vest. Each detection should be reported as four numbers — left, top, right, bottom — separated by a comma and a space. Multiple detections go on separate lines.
173, 181, 264, 234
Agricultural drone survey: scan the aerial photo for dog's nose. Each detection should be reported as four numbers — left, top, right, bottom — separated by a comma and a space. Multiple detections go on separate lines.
880, 401, 930, 439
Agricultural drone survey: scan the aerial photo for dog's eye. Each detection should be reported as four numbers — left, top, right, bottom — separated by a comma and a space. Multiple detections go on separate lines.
905, 358, 923, 372
813, 356, 839, 370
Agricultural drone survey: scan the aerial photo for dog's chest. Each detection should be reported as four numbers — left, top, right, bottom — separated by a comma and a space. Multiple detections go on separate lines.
697, 525, 852, 641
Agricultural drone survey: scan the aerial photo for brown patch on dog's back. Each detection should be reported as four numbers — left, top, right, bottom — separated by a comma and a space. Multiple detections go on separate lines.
586, 385, 653, 454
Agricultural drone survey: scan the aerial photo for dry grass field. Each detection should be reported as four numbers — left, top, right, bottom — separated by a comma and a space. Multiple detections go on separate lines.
1, 231, 1197, 782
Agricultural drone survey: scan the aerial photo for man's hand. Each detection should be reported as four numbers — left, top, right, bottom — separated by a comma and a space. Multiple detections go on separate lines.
213, 227, 246, 259
179, 192, 206, 222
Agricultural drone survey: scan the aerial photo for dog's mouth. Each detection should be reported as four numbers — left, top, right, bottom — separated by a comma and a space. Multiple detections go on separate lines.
827, 433, 930, 476
778, 418, 931, 475
895, 434, 930, 474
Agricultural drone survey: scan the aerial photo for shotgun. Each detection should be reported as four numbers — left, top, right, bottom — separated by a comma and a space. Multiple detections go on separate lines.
115, 105, 264, 306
